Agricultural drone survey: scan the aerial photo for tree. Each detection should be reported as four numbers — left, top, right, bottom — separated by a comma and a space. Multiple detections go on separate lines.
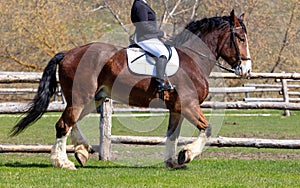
0, 0, 299, 74
0, 0, 105, 71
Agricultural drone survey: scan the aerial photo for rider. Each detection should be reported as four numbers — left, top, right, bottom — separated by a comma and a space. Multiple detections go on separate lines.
131, 0, 173, 93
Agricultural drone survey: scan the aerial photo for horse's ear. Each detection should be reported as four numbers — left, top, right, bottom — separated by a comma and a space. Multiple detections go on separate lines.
239, 13, 245, 21
230, 9, 235, 18
230, 9, 235, 26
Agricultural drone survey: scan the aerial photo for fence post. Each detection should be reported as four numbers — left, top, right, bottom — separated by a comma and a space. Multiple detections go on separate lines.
281, 78, 290, 116
99, 99, 112, 161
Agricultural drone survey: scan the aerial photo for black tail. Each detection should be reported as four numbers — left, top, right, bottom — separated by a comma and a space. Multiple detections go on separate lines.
10, 52, 65, 136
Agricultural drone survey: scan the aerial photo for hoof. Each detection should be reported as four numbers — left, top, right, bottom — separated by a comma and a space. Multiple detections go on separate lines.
74, 144, 90, 167
178, 150, 191, 165
75, 152, 88, 167
165, 160, 187, 169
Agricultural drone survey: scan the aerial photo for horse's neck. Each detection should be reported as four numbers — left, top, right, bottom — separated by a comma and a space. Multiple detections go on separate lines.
183, 35, 217, 77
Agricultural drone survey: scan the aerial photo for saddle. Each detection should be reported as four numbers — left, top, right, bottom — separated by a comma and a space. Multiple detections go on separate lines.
126, 44, 179, 77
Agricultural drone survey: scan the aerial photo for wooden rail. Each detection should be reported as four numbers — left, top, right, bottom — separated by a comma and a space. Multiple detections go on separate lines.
98, 99, 300, 160
209, 72, 300, 79
1, 137, 300, 153
0, 72, 300, 113
1, 72, 300, 83
1, 100, 299, 114
0, 72, 299, 160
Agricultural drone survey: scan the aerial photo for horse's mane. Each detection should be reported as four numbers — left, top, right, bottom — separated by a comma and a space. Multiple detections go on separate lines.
169, 15, 246, 46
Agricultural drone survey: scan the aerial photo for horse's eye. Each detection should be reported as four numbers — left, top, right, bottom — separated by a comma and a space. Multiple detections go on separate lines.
239, 37, 245, 43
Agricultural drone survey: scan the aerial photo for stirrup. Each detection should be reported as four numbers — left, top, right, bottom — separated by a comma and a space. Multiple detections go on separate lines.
157, 82, 172, 93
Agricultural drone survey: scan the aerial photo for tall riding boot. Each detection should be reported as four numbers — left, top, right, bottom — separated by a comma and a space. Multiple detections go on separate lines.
156, 56, 172, 94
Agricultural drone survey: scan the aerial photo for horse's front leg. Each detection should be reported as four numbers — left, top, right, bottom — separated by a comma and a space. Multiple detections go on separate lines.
178, 125, 211, 165
164, 112, 186, 169
178, 103, 212, 165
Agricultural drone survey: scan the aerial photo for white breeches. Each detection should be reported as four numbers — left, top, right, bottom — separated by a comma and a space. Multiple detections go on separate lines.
137, 38, 170, 59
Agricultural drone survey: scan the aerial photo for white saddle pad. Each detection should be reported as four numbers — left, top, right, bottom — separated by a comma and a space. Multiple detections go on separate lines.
127, 47, 179, 76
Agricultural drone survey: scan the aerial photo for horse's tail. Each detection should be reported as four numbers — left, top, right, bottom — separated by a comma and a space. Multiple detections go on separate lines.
10, 52, 65, 136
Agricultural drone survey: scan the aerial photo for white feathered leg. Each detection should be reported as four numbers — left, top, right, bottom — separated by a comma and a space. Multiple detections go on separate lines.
50, 127, 76, 170
178, 125, 211, 165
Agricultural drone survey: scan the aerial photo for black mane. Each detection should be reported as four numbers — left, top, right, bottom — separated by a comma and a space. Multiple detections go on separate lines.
169, 15, 246, 46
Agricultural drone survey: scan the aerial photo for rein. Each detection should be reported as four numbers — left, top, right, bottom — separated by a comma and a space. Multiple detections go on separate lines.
230, 26, 251, 70
183, 46, 236, 73
182, 24, 252, 74
216, 61, 236, 73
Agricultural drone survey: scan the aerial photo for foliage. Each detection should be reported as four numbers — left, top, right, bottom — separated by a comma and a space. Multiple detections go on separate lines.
0, 0, 105, 71
0, 0, 299, 73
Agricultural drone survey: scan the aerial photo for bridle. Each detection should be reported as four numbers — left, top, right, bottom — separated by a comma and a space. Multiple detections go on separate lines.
228, 25, 251, 74
183, 22, 251, 74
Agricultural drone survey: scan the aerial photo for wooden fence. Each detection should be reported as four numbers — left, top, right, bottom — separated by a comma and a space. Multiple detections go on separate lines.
1, 71, 300, 113
98, 98, 300, 160
96, 72, 300, 160
1, 72, 300, 158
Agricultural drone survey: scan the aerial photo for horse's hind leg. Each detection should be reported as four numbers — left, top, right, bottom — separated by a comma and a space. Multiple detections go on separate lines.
71, 98, 105, 167
178, 101, 212, 165
50, 105, 84, 170
71, 125, 94, 167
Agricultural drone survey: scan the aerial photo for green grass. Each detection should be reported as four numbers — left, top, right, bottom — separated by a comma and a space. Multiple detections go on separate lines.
0, 154, 299, 187
2, 110, 299, 144
0, 110, 299, 187
219, 110, 300, 139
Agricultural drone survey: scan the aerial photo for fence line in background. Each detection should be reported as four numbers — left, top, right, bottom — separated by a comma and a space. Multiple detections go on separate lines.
1, 136, 300, 153
1, 72, 300, 114
1, 72, 300, 159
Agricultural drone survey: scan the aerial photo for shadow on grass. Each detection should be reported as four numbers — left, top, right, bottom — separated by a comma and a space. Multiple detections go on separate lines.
1, 162, 52, 168
83, 164, 163, 170
0, 161, 188, 171
83, 162, 189, 171
0, 161, 166, 170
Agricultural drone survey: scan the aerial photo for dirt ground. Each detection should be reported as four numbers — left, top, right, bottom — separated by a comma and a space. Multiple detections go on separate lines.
91, 144, 300, 163
202, 149, 300, 160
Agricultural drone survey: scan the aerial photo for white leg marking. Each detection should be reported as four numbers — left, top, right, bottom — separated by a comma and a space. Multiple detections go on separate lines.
183, 131, 209, 162
50, 127, 76, 170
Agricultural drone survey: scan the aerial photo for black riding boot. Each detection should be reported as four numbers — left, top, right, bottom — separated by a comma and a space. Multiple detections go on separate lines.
156, 56, 174, 99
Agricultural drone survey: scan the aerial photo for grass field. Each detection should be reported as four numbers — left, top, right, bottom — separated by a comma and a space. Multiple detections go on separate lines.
0, 110, 299, 187
0, 154, 299, 187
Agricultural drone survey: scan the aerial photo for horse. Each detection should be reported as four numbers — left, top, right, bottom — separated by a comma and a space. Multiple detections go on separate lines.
11, 10, 251, 169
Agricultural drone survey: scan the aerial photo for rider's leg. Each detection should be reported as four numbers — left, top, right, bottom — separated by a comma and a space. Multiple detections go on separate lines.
156, 56, 172, 92
137, 38, 170, 60
137, 38, 174, 93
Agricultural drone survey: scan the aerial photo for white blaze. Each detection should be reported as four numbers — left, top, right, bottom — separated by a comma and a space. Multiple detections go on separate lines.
240, 34, 252, 77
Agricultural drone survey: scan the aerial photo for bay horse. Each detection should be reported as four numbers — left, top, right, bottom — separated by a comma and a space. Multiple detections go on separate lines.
11, 10, 251, 169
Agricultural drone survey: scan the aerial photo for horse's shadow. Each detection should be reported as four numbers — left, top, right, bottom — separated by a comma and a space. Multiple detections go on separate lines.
1, 162, 52, 168
1, 161, 176, 170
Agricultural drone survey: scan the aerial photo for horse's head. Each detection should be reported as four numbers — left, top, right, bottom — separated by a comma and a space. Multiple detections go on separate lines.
170, 10, 252, 78
218, 10, 252, 78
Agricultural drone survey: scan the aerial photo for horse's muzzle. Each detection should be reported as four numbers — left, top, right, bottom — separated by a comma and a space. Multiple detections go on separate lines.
235, 59, 252, 78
